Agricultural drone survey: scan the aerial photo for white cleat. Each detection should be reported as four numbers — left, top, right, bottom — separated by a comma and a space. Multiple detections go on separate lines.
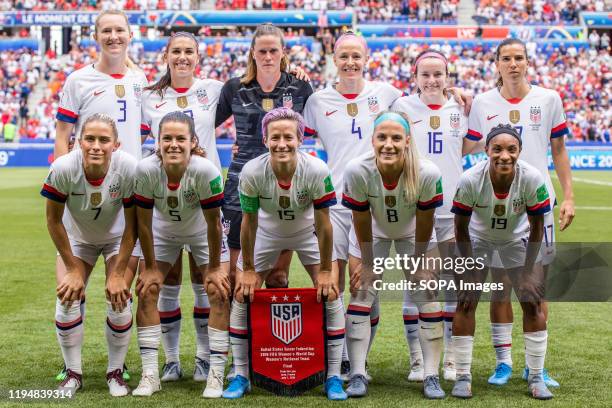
407, 359, 425, 382
106, 369, 129, 397
443, 360, 457, 382
132, 374, 161, 397
202, 366, 225, 398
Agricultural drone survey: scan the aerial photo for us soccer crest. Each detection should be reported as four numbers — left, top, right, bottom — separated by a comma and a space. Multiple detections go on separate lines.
90, 192, 102, 207
167, 196, 179, 209
385, 195, 396, 208
494, 204, 506, 217
368, 96, 379, 113
530, 106, 541, 123
512, 197, 525, 213
197, 88, 209, 105
430, 116, 441, 130
279, 196, 290, 209
115, 85, 125, 98
509, 110, 520, 124
450, 113, 461, 129
133, 83, 142, 99
346, 103, 358, 117
183, 189, 198, 205
108, 183, 120, 199
271, 303, 302, 345
282, 94, 293, 109
296, 190, 309, 206
177, 96, 188, 109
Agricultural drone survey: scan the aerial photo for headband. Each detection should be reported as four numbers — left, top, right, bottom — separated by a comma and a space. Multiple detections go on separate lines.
485, 124, 522, 147
374, 112, 410, 134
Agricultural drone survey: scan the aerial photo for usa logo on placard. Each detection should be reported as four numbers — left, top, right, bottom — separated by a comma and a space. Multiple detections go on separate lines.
368, 96, 379, 113
530, 106, 541, 124
283, 94, 293, 109
450, 113, 461, 129
271, 303, 302, 345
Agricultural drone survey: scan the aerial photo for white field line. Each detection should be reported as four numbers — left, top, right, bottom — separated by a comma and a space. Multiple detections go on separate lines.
552, 174, 612, 187
575, 206, 612, 211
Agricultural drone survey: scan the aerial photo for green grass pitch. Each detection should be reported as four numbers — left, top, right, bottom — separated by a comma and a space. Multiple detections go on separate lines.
0, 168, 611, 407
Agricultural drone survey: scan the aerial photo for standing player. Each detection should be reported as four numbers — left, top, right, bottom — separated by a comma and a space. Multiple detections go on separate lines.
42, 114, 138, 396
131, 112, 228, 397
222, 108, 346, 401
342, 111, 446, 399
141, 32, 224, 384
451, 125, 553, 400
467, 38, 574, 387
391, 49, 478, 381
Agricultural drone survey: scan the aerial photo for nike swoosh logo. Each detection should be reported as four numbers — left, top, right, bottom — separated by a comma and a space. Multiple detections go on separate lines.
242, 102, 253, 107
259, 196, 271, 200
413, 120, 423, 124
352, 321, 366, 325
93, 90, 105, 96
420, 326, 435, 330
156, 102, 167, 109
71, 192, 85, 196
326, 110, 338, 116
407, 329, 417, 334
162, 329, 170, 334
487, 115, 499, 120
475, 204, 488, 208
367, 195, 379, 198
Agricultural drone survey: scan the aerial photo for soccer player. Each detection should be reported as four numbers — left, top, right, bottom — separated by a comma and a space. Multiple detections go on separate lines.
391, 49, 478, 382
450, 124, 553, 400
468, 38, 574, 387
342, 111, 446, 399
54, 10, 148, 160
141, 31, 225, 384
42, 114, 138, 396
222, 108, 346, 401
131, 112, 228, 397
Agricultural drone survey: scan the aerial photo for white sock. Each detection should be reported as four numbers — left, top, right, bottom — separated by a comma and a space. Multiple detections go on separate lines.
229, 300, 249, 379
443, 303, 456, 364
80, 295, 86, 320
491, 322, 513, 367
346, 288, 375, 378
192, 283, 210, 361
325, 298, 345, 379
209, 327, 229, 373
138, 325, 161, 376
453, 335, 473, 377
418, 302, 443, 378
368, 295, 380, 354
158, 285, 181, 363
105, 300, 132, 372
55, 299, 83, 374
402, 295, 422, 365
338, 293, 349, 363
524, 330, 548, 379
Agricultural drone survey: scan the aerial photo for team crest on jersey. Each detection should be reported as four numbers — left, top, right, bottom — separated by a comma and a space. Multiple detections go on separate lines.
279, 196, 290, 209
509, 110, 520, 124
90, 192, 102, 207
282, 94, 293, 109
197, 88, 209, 105
133, 83, 142, 99
271, 303, 302, 345
262, 98, 274, 112
183, 189, 198, 205
450, 113, 461, 129
115, 85, 125, 98
167, 196, 179, 209
108, 183, 120, 199
347, 103, 358, 117
494, 204, 506, 217
177, 96, 188, 109
512, 197, 525, 213
368, 96, 380, 113
430, 116, 441, 130
296, 190, 309, 206
530, 106, 541, 124
385, 196, 396, 208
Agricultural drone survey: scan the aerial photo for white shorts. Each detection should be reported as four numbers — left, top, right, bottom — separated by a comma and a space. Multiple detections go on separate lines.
434, 217, 454, 243
65, 239, 121, 267
348, 228, 438, 259
185, 234, 230, 263
475, 236, 541, 269
330, 208, 352, 262
237, 227, 336, 273
154, 234, 210, 267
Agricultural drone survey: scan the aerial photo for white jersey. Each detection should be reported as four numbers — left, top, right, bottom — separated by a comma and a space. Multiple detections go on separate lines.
392, 94, 469, 218
342, 152, 443, 240
141, 78, 223, 172
134, 154, 224, 239
41, 149, 137, 245
238, 151, 336, 237
56, 64, 148, 160
468, 86, 569, 206
303, 81, 402, 209
451, 159, 551, 242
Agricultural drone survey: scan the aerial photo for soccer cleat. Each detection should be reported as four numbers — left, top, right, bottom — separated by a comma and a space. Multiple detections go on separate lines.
340, 360, 351, 382
488, 362, 512, 385
451, 374, 472, 399
346, 374, 368, 398
222, 375, 250, 399
55, 365, 67, 382
160, 361, 183, 382
325, 376, 348, 400
202, 366, 225, 398
122, 364, 131, 382
132, 374, 161, 397
407, 359, 424, 382
423, 375, 446, 399
193, 357, 210, 382
528, 375, 554, 400
106, 369, 130, 397
443, 360, 457, 381
58, 369, 82, 393
523, 368, 560, 388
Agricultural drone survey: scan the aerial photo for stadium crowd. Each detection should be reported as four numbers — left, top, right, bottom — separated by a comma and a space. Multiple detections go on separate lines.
0, 0, 193, 11
473, 0, 605, 25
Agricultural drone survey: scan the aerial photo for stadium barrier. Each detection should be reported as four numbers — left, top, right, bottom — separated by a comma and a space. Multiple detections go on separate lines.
3, 142, 612, 170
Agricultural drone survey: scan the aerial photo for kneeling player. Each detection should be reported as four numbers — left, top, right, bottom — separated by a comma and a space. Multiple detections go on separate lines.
450, 125, 552, 400
342, 111, 446, 399
42, 114, 138, 396
223, 108, 346, 401
131, 112, 229, 397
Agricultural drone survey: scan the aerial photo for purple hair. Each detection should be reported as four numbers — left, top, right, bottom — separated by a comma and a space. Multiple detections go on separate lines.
261, 107, 305, 143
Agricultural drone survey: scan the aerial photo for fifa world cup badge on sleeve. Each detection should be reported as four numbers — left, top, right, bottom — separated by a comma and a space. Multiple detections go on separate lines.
248, 288, 326, 396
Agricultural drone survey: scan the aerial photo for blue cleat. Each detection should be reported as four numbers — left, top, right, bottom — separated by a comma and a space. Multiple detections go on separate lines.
523, 368, 560, 388
222, 375, 250, 399
325, 376, 348, 400
488, 363, 512, 385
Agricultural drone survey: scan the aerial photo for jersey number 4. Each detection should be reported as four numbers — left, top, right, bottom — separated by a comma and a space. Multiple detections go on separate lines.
351, 119, 362, 140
